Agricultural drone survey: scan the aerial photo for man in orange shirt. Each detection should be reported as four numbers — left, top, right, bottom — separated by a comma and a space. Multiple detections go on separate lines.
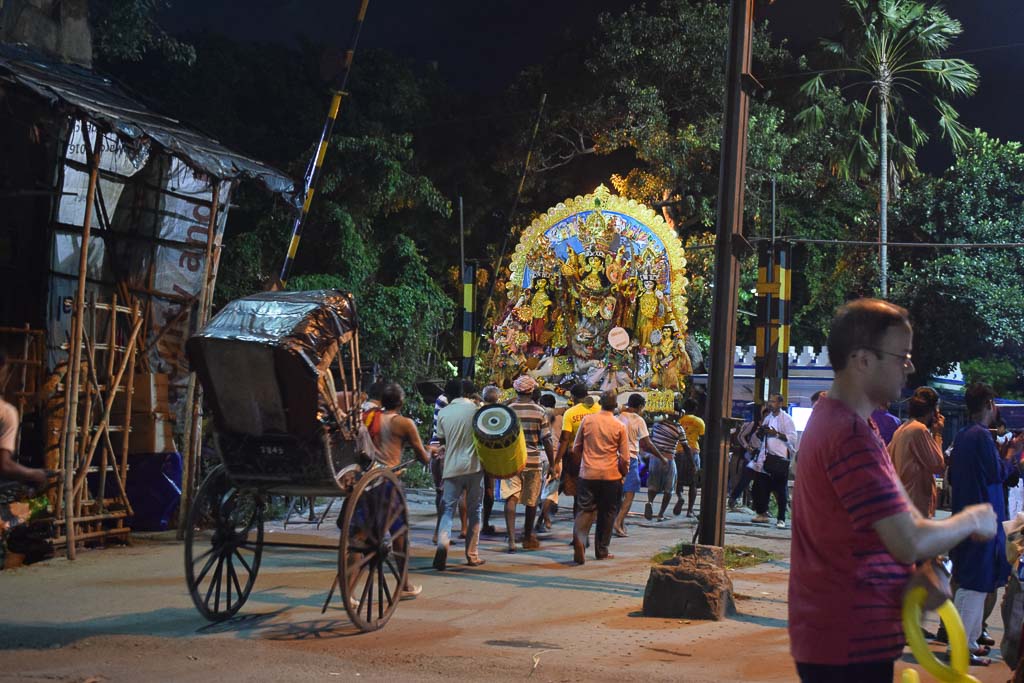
571, 391, 629, 564
889, 387, 946, 518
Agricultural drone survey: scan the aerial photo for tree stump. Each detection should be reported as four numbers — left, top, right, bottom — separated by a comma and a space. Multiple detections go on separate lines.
642, 544, 736, 620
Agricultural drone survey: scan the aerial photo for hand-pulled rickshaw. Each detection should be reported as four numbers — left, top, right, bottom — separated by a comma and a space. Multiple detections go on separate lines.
183, 290, 409, 632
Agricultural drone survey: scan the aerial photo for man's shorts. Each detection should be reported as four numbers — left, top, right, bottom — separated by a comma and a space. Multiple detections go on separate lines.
647, 456, 677, 494
622, 457, 641, 494
575, 477, 623, 514
676, 449, 701, 487
500, 467, 544, 506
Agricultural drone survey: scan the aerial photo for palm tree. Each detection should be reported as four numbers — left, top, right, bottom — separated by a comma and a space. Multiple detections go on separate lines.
797, 0, 978, 297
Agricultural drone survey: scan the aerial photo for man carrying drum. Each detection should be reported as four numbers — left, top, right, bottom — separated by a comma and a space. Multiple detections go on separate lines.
503, 375, 554, 552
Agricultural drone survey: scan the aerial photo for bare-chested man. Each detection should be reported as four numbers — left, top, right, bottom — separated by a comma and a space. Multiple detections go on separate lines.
375, 382, 431, 599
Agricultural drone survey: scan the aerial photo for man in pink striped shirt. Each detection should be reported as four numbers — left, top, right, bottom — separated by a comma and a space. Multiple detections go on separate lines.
789, 299, 997, 682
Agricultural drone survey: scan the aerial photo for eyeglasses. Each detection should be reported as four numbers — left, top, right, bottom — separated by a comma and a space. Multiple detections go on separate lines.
865, 348, 913, 367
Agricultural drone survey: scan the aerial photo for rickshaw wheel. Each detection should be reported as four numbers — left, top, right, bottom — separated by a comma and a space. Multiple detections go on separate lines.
185, 465, 264, 622
338, 467, 409, 632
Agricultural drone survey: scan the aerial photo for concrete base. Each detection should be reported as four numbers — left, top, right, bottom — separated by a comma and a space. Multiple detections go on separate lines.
642, 544, 736, 620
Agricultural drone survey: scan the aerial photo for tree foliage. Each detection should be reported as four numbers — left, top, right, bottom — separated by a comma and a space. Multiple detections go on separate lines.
90, 0, 195, 65
797, 0, 978, 296
890, 131, 1024, 379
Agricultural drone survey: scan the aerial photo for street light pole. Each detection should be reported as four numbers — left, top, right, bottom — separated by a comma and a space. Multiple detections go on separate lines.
699, 0, 755, 547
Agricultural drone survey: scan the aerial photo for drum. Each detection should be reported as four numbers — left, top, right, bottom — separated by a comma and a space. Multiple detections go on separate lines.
473, 404, 527, 478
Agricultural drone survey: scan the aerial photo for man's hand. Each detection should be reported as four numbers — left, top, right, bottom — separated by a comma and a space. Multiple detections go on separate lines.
24, 467, 47, 489
903, 559, 952, 611
962, 503, 998, 542
931, 412, 946, 435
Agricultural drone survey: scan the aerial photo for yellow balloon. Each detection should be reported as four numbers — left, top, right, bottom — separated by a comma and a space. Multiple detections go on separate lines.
901, 586, 981, 683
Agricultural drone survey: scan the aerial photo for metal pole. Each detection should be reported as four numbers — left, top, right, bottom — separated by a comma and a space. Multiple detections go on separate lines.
278, 0, 371, 286
63, 122, 103, 559
461, 264, 476, 379
699, 0, 755, 548
459, 196, 476, 377
459, 195, 465, 285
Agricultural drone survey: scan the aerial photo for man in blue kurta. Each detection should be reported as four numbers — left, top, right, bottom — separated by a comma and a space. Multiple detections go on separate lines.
949, 382, 1017, 659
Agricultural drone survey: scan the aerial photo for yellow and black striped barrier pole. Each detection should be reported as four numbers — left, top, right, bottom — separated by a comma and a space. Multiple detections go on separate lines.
278, 0, 370, 287
461, 264, 477, 378
754, 241, 792, 404
777, 243, 792, 400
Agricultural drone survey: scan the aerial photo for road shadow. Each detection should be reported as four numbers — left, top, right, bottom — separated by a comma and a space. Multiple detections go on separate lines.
0, 607, 218, 649
731, 612, 788, 629
0, 602, 368, 649
413, 565, 643, 597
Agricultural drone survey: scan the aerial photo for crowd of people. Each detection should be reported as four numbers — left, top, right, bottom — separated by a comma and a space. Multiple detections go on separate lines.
355, 373, 721, 573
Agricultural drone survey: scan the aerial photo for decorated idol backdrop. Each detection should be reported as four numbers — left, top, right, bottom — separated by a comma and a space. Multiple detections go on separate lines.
487, 185, 691, 394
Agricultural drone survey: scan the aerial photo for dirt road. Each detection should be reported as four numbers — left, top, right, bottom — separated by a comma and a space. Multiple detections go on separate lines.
0, 492, 1011, 682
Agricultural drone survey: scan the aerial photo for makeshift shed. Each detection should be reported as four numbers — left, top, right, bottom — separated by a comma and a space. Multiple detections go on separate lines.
0, 43, 297, 558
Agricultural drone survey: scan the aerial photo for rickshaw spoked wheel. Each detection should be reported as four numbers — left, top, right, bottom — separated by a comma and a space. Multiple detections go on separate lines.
185, 465, 264, 622
338, 467, 409, 632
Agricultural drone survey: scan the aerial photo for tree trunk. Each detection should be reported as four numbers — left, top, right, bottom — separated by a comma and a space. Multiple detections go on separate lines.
879, 97, 889, 298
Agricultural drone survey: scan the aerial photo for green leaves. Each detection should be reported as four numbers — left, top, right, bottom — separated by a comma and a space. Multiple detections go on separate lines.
920, 58, 980, 96
888, 131, 1024, 379
934, 97, 971, 151
90, 0, 196, 65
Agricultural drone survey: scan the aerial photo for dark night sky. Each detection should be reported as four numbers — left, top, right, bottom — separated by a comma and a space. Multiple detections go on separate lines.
163, 0, 1023, 168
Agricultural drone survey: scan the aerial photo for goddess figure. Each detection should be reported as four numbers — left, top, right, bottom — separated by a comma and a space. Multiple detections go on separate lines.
654, 325, 693, 391
614, 276, 639, 330
581, 255, 609, 292
635, 280, 662, 348
529, 277, 553, 344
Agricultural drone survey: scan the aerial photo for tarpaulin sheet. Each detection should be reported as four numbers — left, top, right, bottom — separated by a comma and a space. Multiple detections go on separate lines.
192, 290, 357, 374
187, 290, 357, 437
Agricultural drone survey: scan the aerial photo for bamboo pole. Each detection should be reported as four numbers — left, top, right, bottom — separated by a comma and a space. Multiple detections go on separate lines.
80, 329, 135, 517
97, 293, 116, 511
75, 297, 98, 519
177, 181, 222, 538
119, 302, 139, 515
14, 324, 30, 454
62, 123, 103, 560
72, 313, 142, 502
